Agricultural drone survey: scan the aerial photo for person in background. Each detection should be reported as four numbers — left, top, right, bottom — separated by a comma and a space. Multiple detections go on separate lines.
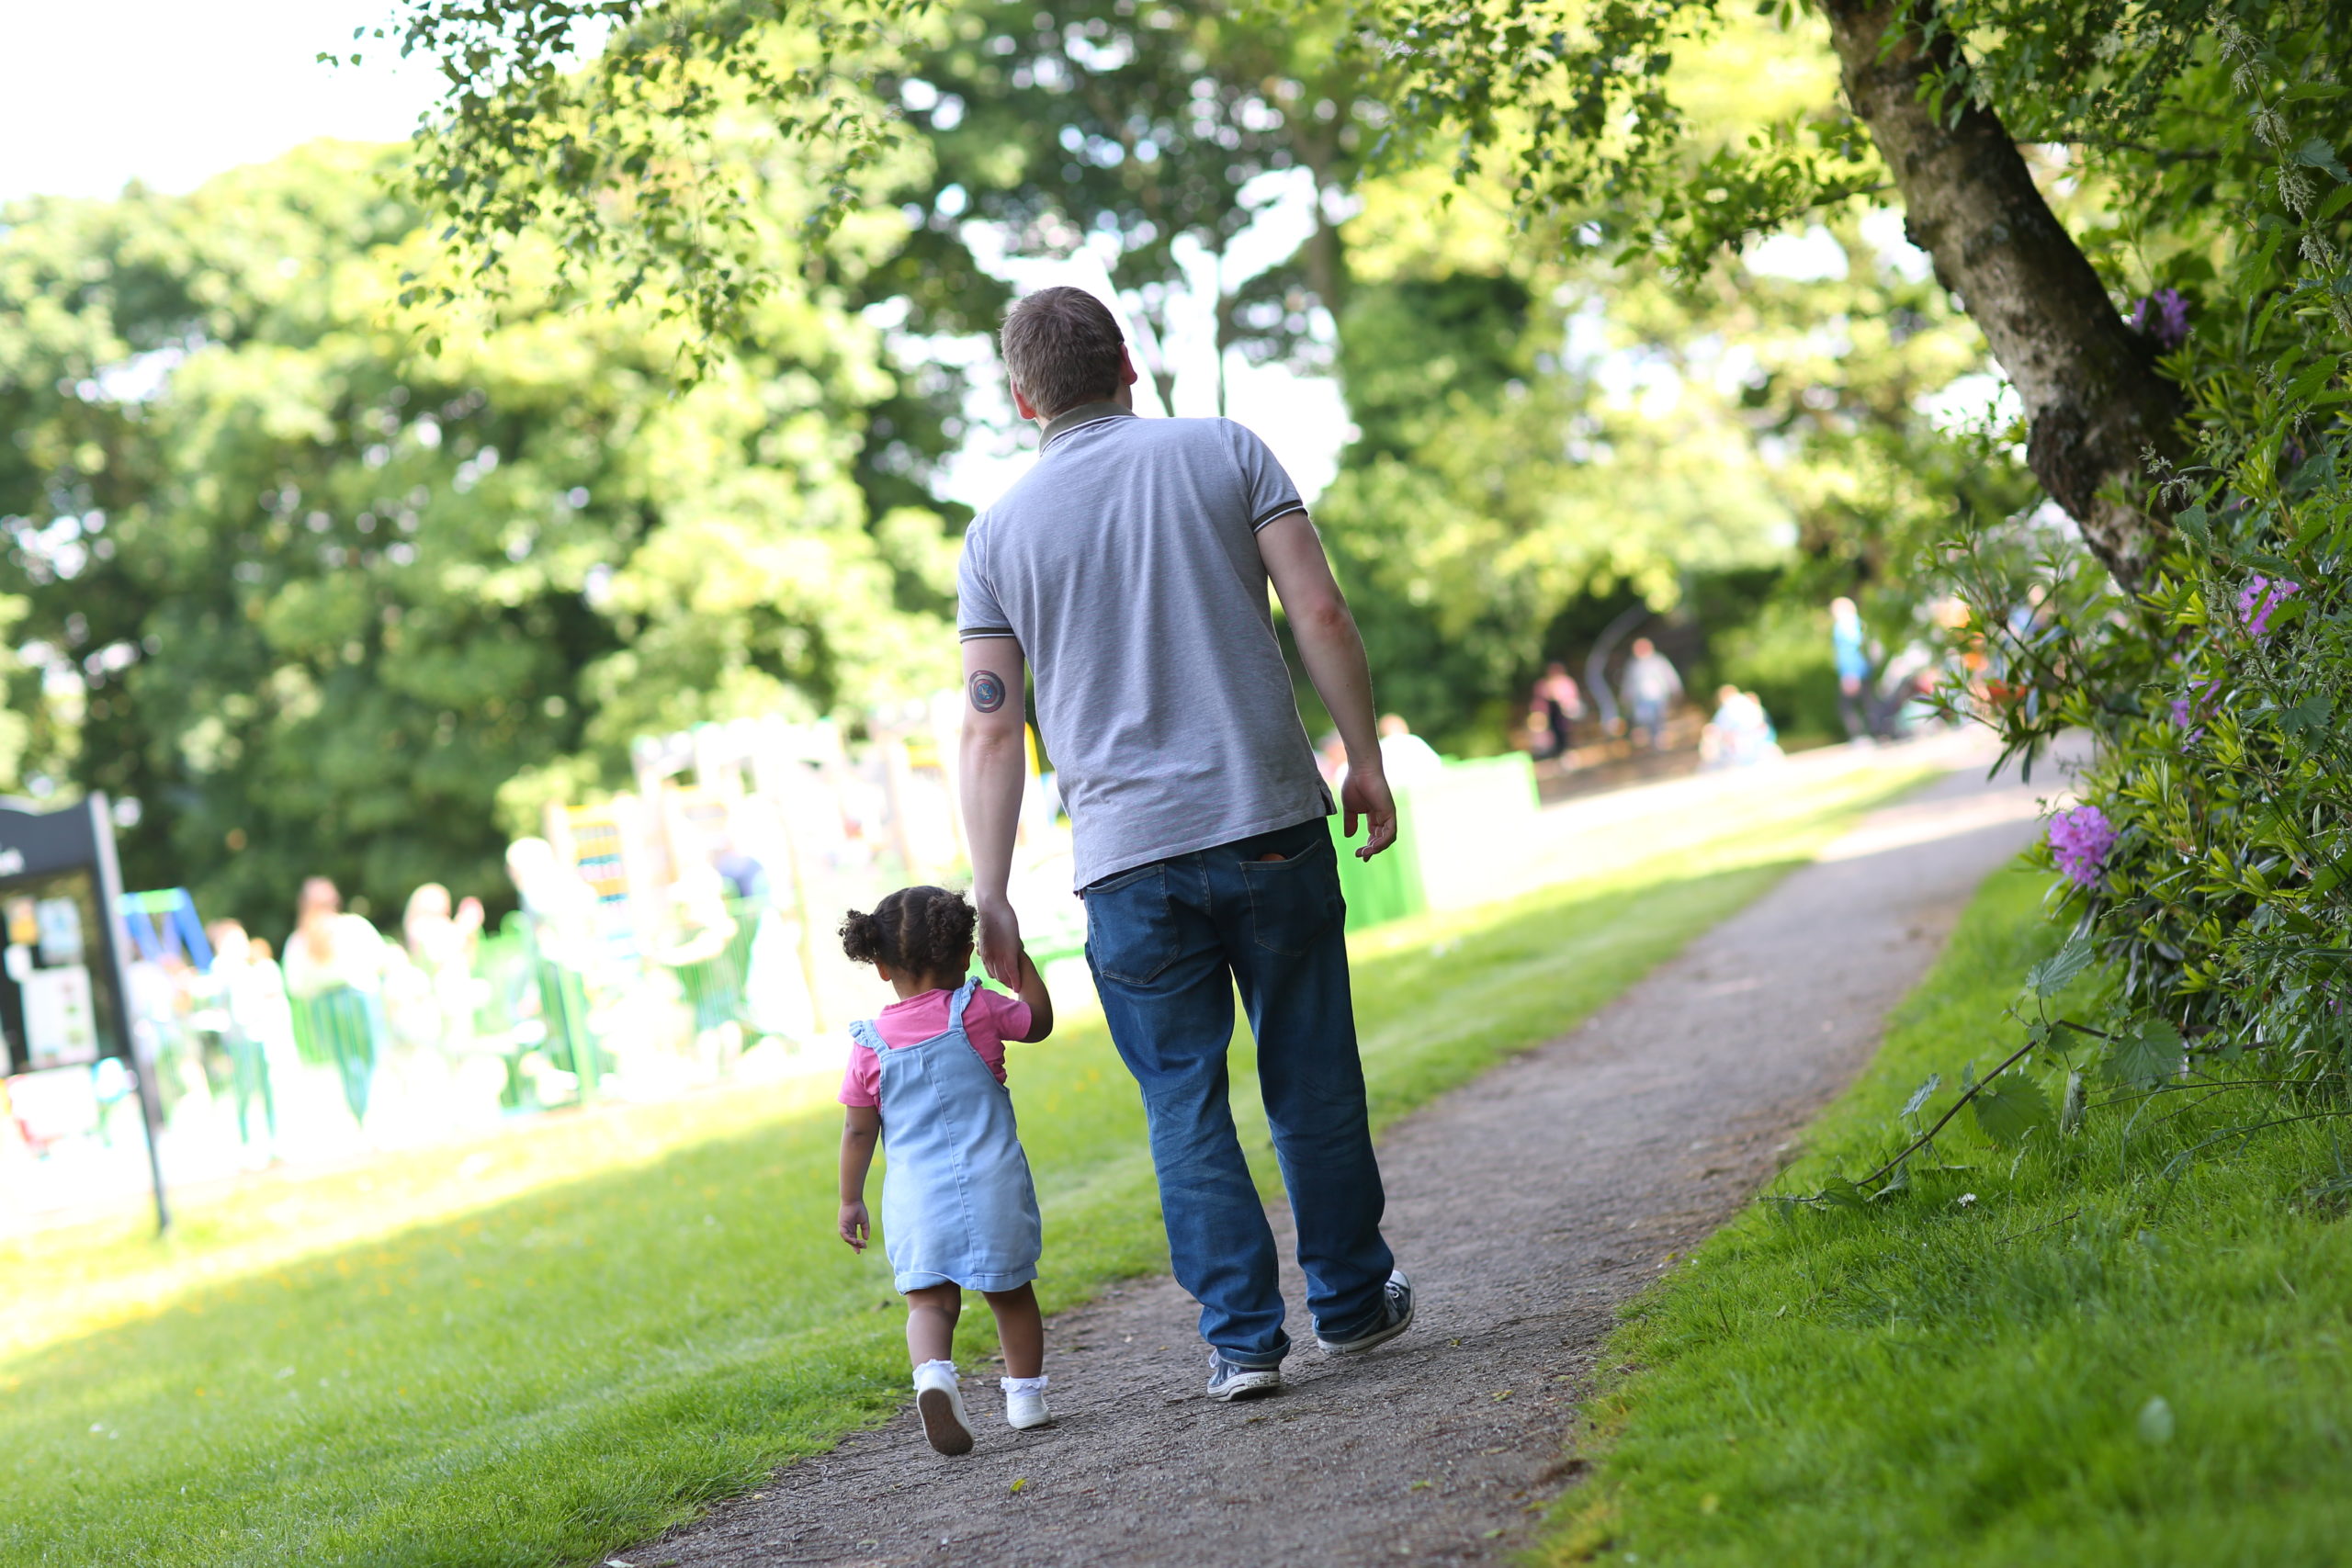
1375, 714, 1447, 790
1621, 637, 1684, 750
242, 935, 302, 1082
1830, 596, 1877, 742
402, 883, 485, 1055
711, 833, 772, 903
1531, 663, 1583, 761
1699, 686, 1782, 771
282, 877, 391, 1124
201, 919, 294, 1156
1313, 729, 1350, 791
504, 838, 600, 964
658, 864, 746, 1072
1521, 696, 1557, 760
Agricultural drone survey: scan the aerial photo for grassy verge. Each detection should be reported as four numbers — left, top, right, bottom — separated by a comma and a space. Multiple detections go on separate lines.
6, 760, 1934, 1567
1544, 867, 2352, 1568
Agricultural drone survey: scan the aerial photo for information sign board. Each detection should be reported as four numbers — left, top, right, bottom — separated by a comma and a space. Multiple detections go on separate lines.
0, 795, 165, 1229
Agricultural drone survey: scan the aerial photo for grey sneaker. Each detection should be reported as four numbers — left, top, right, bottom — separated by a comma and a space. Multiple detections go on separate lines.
1316, 1268, 1415, 1355
1204, 1351, 1283, 1402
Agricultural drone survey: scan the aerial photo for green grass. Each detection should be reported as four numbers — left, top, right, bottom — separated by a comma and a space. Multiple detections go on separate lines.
1543, 868, 2352, 1568
5, 761, 1935, 1566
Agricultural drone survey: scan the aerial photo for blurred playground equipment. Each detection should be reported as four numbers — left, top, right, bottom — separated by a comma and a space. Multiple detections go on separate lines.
0, 696, 1090, 1216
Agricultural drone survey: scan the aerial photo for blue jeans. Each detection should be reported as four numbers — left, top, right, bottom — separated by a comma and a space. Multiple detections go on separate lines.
1082, 818, 1395, 1366
1632, 696, 1668, 750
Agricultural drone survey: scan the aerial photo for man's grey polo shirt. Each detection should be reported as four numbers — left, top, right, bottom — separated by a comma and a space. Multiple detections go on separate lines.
958, 402, 1331, 889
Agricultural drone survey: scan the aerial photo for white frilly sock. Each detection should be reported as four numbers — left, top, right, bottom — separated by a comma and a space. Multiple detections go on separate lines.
1001, 1373, 1048, 1395
913, 1359, 958, 1383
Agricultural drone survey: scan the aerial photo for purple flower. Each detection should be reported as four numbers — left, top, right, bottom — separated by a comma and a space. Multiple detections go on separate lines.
2049, 805, 2118, 889
2170, 678, 2213, 742
2236, 574, 2300, 638
2131, 288, 2189, 351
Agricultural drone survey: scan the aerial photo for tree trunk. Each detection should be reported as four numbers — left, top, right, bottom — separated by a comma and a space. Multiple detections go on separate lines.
1823, 0, 2181, 589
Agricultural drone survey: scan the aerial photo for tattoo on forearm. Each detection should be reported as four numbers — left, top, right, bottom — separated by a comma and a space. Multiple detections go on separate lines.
969, 669, 1007, 713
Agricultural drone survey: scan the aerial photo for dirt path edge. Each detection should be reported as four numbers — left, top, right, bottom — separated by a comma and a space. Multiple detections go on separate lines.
632, 758, 2050, 1568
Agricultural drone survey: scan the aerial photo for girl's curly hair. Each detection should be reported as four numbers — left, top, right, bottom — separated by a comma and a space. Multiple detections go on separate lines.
840, 885, 977, 982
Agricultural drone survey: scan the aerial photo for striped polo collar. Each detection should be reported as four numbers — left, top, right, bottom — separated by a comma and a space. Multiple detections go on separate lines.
1040, 400, 1138, 450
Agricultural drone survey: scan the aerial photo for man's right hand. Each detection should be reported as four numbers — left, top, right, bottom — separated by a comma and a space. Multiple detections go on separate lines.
976, 894, 1026, 985
1341, 763, 1398, 860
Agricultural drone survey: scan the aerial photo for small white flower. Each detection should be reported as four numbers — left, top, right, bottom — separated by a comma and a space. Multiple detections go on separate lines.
1956, 1192, 1978, 1208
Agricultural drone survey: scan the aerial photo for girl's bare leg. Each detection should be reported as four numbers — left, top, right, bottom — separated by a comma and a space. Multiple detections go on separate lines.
982, 1283, 1045, 1379
906, 1283, 962, 1365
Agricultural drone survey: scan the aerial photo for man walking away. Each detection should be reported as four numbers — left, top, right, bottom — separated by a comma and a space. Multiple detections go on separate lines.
1621, 637, 1683, 750
1830, 595, 1876, 742
957, 287, 1414, 1404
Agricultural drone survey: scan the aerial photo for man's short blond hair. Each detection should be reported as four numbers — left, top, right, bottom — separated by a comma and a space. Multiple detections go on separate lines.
1001, 287, 1125, 419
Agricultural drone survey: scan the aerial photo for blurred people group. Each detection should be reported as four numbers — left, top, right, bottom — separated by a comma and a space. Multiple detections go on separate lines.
155, 876, 493, 1159
109, 865, 568, 1164
1517, 641, 1690, 761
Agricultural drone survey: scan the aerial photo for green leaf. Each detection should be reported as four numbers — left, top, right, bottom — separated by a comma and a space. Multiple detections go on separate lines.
2104, 1019, 2184, 1088
1815, 1176, 1870, 1212
2027, 939, 2096, 998
2059, 1069, 2086, 1134
1971, 1074, 2052, 1146
1899, 1073, 1942, 1120
2278, 694, 2332, 733
2295, 138, 2352, 182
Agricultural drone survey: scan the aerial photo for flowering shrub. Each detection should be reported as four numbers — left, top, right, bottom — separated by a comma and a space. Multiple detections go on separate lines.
2046, 806, 2117, 890
1939, 25, 2352, 1080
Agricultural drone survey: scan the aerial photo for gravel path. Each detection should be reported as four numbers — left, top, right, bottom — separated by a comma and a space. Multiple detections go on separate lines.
630, 756, 2050, 1568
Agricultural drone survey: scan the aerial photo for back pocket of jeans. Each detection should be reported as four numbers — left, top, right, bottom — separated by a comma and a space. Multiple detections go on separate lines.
1083, 863, 1180, 986
1240, 833, 1341, 956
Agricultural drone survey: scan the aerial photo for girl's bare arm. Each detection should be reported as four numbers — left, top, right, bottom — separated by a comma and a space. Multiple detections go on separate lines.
1012, 949, 1054, 1042
837, 1106, 881, 1249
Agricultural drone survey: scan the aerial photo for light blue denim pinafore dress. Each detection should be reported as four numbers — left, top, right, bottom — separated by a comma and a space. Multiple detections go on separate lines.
855, 977, 1043, 1294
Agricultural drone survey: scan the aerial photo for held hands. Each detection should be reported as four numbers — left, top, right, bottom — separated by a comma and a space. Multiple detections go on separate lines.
975, 894, 1025, 986
1340, 761, 1399, 860
838, 1199, 871, 1252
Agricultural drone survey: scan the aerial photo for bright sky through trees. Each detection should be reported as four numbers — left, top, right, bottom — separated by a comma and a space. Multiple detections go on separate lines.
0, 1, 443, 202
0, 0, 1350, 504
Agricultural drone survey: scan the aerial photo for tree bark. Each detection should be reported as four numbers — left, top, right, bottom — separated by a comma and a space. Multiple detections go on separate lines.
1824, 0, 2181, 589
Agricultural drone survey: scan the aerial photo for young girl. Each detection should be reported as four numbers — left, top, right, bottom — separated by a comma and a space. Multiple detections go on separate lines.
836, 886, 1055, 1455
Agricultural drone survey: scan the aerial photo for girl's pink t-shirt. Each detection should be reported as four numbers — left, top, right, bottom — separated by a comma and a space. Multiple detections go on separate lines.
838, 986, 1034, 1109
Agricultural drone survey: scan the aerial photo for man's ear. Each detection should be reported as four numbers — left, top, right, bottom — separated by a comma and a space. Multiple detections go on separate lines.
1011, 377, 1041, 423
1119, 344, 1139, 389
